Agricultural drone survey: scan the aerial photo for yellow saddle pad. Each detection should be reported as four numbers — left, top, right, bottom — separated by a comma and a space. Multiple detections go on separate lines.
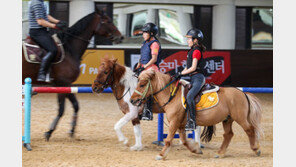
182, 92, 219, 111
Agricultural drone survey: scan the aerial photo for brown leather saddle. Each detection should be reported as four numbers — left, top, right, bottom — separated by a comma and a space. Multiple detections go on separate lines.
183, 83, 219, 104
22, 34, 65, 64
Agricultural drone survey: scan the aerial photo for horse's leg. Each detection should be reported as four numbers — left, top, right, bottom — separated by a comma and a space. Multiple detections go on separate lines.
194, 126, 204, 148
179, 127, 203, 154
156, 119, 179, 160
114, 105, 139, 146
44, 93, 66, 141
215, 118, 234, 158
130, 118, 143, 151
67, 93, 79, 138
114, 116, 129, 145
239, 121, 261, 156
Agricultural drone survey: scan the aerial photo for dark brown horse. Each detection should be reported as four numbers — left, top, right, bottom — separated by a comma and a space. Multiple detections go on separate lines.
22, 12, 123, 141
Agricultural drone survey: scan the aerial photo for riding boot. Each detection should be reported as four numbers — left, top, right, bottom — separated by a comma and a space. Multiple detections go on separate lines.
185, 101, 197, 131
37, 52, 54, 82
141, 97, 153, 121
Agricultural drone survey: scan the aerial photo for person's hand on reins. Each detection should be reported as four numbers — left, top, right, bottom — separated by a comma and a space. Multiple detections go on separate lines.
133, 67, 145, 78
174, 71, 183, 79
137, 67, 145, 73
54, 21, 68, 31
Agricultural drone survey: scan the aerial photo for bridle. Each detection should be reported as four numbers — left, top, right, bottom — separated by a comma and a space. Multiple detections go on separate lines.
93, 63, 131, 100
94, 63, 116, 90
133, 77, 180, 108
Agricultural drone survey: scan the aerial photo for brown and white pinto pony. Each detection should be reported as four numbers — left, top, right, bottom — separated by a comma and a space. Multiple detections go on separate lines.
130, 69, 263, 160
92, 58, 144, 151
92, 58, 203, 151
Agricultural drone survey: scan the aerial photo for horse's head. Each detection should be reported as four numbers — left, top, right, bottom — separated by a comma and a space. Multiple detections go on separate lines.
93, 11, 124, 44
92, 58, 118, 93
130, 69, 157, 106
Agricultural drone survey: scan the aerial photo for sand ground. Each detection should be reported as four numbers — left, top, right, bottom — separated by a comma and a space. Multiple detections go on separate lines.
22, 93, 273, 167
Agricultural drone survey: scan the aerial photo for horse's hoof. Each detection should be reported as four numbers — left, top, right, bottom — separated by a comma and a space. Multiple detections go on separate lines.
68, 130, 75, 138
200, 144, 205, 148
70, 133, 74, 138
193, 148, 203, 154
255, 150, 261, 156
44, 132, 51, 141
214, 153, 224, 158
155, 155, 163, 160
130, 145, 143, 151
123, 138, 129, 145
197, 150, 203, 154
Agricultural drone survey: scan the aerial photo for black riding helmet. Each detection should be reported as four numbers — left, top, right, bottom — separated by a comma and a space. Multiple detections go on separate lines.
185, 28, 203, 41
142, 22, 158, 36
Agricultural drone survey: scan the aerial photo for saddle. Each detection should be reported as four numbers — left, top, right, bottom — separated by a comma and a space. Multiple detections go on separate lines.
180, 80, 220, 110
180, 80, 219, 103
22, 34, 65, 64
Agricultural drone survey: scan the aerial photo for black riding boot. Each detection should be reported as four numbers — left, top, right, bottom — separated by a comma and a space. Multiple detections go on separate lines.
37, 52, 54, 82
185, 102, 197, 131
141, 97, 153, 121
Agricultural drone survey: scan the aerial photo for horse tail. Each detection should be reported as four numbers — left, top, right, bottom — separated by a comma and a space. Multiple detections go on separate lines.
200, 125, 216, 143
245, 92, 264, 141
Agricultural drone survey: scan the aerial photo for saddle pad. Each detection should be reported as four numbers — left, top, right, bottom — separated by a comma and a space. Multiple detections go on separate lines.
181, 86, 219, 111
22, 34, 65, 64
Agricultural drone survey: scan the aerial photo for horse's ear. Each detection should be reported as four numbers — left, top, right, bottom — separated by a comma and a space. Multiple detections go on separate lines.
95, 9, 104, 16
112, 58, 118, 64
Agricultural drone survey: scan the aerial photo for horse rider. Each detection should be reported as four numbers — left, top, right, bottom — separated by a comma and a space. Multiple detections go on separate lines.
29, 0, 67, 82
134, 22, 162, 121
175, 28, 206, 130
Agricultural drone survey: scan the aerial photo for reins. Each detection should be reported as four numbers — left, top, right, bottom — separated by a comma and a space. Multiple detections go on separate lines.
134, 76, 180, 109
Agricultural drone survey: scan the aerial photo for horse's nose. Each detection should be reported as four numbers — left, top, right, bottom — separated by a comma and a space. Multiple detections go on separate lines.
92, 86, 97, 92
130, 99, 134, 104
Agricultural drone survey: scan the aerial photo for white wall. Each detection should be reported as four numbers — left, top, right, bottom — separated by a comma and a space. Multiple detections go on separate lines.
69, 0, 95, 26
212, 3, 236, 49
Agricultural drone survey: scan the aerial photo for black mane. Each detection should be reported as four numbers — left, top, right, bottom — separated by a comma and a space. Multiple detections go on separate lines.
58, 12, 97, 43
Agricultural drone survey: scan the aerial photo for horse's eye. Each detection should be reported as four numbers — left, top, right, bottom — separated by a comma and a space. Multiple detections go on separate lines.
140, 84, 145, 88
104, 71, 108, 74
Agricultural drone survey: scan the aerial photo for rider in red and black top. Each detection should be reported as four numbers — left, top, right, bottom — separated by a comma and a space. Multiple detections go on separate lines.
176, 28, 206, 130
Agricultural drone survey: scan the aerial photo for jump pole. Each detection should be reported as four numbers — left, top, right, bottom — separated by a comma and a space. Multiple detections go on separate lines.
22, 77, 111, 151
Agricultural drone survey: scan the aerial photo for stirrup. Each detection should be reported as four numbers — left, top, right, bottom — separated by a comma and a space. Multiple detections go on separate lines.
185, 119, 196, 131
141, 109, 153, 121
37, 73, 46, 82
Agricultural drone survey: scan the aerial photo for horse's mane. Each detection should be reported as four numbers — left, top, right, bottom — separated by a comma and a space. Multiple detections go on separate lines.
57, 12, 97, 43
139, 69, 170, 91
101, 57, 117, 68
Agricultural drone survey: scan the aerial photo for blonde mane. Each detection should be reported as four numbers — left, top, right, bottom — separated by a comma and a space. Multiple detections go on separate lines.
139, 69, 171, 91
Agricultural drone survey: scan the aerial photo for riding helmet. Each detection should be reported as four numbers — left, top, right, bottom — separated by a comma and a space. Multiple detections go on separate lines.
185, 28, 204, 41
142, 22, 158, 36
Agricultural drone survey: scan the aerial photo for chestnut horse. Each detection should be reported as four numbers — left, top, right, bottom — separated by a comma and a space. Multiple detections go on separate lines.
130, 69, 263, 160
22, 12, 123, 141
92, 58, 203, 151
